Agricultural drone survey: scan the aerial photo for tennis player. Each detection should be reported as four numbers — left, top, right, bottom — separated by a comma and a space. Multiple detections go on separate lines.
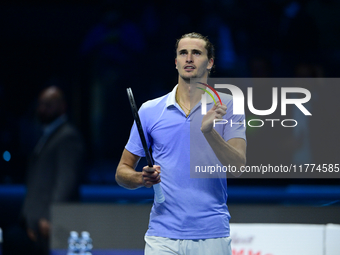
116, 32, 246, 255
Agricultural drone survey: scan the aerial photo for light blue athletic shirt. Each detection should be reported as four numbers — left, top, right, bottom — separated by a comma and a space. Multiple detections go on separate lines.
125, 85, 246, 239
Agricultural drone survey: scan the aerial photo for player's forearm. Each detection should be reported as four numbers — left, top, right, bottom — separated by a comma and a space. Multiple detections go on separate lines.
116, 164, 144, 189
203, 128, 246, 176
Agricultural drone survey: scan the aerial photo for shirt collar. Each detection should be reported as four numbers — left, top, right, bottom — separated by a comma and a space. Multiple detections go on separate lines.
166, 85, 178, 107
166, 84, 215, 107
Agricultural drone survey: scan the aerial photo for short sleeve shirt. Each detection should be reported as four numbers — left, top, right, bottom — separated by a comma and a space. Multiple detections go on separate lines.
126, 85, 246, 239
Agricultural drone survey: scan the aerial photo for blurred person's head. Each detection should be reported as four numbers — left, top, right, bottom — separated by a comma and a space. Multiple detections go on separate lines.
37, 86, 66, 124
249, 57, 272, 78
294, 63, 323, 77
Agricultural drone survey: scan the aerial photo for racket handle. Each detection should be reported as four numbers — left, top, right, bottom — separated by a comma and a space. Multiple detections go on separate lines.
153, 183, 165, 203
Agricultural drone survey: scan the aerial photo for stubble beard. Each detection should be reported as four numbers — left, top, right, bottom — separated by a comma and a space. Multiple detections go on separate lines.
179, 71, 198, 83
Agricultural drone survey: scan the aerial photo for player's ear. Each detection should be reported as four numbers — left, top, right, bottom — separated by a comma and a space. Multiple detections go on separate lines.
175, 58, 178, 69
207, 58, 214, 70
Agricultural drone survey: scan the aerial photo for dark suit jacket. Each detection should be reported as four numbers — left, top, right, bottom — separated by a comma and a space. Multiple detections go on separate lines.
21, 122, 85, 232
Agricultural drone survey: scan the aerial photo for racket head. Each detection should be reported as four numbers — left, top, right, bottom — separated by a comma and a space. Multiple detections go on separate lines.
126, 88, 153, 167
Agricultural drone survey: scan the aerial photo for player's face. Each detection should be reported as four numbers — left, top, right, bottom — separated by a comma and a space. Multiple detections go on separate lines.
175, 38, 214, 82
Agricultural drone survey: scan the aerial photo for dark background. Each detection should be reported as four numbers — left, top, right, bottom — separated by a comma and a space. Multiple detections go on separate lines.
0, 1, 339, 250
0, 1, 339, 187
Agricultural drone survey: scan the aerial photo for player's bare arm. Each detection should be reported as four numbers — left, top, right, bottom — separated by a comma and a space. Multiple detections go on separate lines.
201, 102, 246, 177
116, 149, 161, 189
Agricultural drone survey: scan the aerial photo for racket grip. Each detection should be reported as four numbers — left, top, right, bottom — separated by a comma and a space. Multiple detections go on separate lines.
153, 183, 165, 203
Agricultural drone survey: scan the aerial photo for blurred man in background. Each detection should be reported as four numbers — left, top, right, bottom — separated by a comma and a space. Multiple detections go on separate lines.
4, 86, 85, 255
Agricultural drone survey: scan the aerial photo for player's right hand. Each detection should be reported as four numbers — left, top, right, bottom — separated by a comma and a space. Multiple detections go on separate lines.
142, 165, 161, 188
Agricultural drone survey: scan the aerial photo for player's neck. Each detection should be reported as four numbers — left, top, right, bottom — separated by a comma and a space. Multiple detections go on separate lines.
177, 79, 205, 109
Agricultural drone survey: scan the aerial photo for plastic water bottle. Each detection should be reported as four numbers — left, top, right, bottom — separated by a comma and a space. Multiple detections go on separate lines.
0, 228, 3, 255
67, 231, 80, 255
79, 231, 93, 255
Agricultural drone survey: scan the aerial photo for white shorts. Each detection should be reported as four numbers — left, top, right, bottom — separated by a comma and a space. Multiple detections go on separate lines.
144, 236, 232, 255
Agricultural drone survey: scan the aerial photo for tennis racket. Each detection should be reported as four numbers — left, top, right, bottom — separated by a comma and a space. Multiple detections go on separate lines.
126, 88, 165, 203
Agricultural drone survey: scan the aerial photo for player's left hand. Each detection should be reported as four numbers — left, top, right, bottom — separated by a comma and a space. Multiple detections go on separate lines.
201, 102, 227, 133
